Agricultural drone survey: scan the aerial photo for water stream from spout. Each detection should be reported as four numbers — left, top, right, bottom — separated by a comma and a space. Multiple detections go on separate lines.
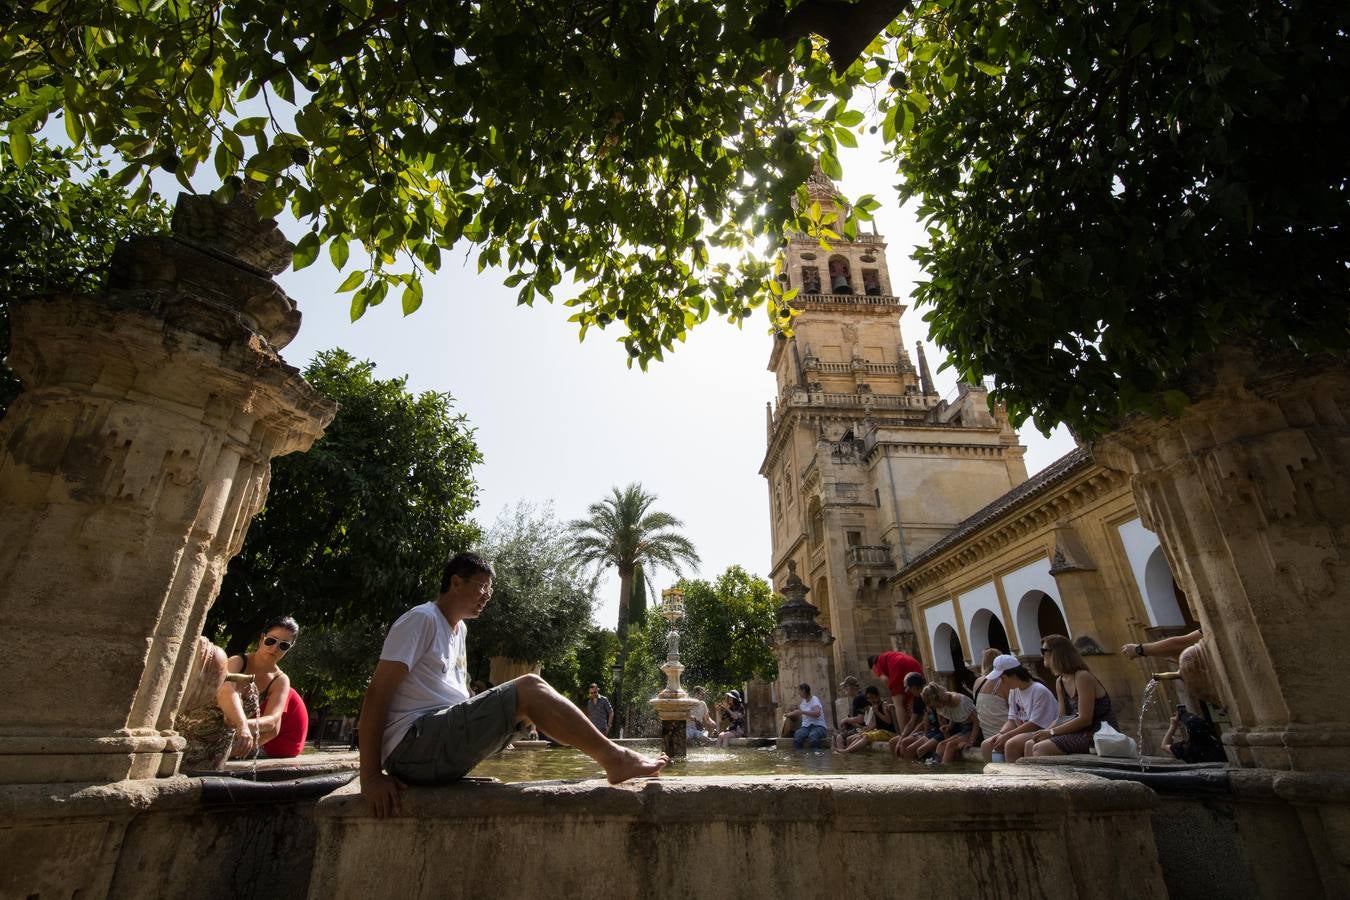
1137, 678, 1161, 772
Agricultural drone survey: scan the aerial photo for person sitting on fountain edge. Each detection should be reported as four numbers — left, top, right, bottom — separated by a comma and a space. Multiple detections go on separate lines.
785, 683, 828, 749
832, 675, 870, 750
359, 552, 668, 817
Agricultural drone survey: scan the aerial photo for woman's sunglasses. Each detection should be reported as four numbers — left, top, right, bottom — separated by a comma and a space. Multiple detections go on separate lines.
263, 636, 294, 651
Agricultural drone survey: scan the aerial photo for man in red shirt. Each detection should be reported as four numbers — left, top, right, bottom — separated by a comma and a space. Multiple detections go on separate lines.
870, 651, 924, 698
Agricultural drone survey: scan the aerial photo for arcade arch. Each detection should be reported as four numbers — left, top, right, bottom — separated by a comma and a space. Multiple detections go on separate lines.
1014, 590, 1070, 650
969, 608, 1012, 657
932, 623, 963, 673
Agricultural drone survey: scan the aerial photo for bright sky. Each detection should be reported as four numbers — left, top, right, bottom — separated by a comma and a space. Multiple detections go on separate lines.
270, 133, 1076, 630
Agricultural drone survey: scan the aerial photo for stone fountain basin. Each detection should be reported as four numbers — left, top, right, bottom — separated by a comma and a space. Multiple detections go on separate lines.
309, 770, 1164, 899
12, 760, 1340, 898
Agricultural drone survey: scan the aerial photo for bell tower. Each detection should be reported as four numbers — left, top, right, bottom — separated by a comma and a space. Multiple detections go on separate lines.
761, 166, 1028, 700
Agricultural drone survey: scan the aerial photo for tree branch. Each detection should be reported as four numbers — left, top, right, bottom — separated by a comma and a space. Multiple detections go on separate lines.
754, 0, 912, 74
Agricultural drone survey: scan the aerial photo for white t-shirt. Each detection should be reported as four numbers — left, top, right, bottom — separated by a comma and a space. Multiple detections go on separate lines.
937, 692, 976, 724
798, 695, 826, 728
378, 602, 470, 763
1009, 682, 1058, 728
687, 699, 709, 727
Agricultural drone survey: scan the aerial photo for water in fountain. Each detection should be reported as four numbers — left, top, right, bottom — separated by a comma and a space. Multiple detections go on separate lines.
1136, 678, 1161, 772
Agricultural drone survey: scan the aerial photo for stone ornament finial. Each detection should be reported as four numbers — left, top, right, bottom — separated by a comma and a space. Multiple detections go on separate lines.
171, 182, 294, 276
776, 559, 824, 641
105, 187, 303, 349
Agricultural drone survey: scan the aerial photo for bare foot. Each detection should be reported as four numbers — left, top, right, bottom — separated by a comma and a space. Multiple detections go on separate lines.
605, 748, 669, 784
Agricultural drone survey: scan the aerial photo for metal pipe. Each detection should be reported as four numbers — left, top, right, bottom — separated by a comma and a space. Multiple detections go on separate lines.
198, 771, 356, 805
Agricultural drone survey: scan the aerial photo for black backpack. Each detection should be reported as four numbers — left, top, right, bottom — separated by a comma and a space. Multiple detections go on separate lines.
1172, 710, 1225, 763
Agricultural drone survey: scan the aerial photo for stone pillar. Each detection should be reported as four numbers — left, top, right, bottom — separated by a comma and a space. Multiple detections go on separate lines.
1094, 346, 1350, 771
0, 190, 335, 784
771, 560, 835, 731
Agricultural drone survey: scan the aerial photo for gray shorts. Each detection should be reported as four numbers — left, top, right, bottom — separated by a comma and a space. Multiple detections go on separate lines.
385, 681, 520, 784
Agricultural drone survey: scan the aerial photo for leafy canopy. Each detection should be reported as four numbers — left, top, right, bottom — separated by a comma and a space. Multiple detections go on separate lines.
2, 0, 888, 362
466, 502, 596, 672
6, 1, 1343, 434
541, 625, 622, 705
0, 137, 171, 417
881, 0, 1350, 434
208, 348, 481, 647
669, 565, 779, 690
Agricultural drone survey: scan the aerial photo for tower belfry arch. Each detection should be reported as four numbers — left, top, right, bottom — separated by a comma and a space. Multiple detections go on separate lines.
761, 167, 1029, 705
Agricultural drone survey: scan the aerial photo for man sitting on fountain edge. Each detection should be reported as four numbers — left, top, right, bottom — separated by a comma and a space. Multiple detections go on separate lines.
359, 552, 668, 817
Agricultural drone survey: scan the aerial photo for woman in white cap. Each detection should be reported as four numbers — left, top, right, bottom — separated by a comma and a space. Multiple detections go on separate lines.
972, 649, 1015, 745
982, 664, 1058, 762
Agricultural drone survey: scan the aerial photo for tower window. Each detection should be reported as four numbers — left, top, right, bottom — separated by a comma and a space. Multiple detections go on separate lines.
828, 256, 853, 294
801, 266, 822, 294
862, 269, 882, 296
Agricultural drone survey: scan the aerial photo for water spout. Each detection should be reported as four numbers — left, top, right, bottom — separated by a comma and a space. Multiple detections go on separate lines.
1137, 678, 1162, 772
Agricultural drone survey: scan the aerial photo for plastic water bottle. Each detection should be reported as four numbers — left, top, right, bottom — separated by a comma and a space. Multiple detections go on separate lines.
991, 751, 1005, 763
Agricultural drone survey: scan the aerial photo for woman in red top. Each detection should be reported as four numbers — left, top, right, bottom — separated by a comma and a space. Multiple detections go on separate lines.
261, 685, 309, 758
219, 615, 300, 757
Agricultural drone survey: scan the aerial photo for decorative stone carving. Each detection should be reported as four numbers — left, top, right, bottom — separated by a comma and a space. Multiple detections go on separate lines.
0, 191, 336, 784
1094, 345, 1350, 772
1048, 522, 1096, 575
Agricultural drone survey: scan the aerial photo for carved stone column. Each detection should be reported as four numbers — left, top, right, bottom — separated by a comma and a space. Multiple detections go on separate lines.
771, 560, 835, 731
1094, 346, 1350, 771
0, 190, 335, 784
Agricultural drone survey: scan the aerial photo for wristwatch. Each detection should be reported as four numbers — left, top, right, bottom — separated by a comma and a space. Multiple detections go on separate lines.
1134, 643, 1146, 657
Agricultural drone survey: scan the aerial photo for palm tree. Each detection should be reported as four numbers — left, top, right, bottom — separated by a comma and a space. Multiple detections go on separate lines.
568, 483, 700, 642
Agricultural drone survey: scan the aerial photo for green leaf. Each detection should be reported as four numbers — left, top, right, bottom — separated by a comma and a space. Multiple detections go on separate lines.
293, 231, 320, 270
401, 279, 423, 315
63, 109, 85, 144
329, 238, 350, 270
254, 188, 285, 218
836, 110, 864, 127
336, 270, 364, 292
972, 61, 1003, 77
9, 131, 31, 166
350, 287, 369, 321
819, 152, 842, 179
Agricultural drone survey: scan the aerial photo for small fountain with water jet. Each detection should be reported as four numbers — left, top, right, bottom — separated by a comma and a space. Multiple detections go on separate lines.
648, 587, 699, 758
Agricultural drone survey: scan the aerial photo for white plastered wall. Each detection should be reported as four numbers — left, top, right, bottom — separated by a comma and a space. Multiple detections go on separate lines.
1117, 517, 1185, 627
1000, 556, 1067, 649
958, 581, 1004, 659
922, 599, 960, 672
